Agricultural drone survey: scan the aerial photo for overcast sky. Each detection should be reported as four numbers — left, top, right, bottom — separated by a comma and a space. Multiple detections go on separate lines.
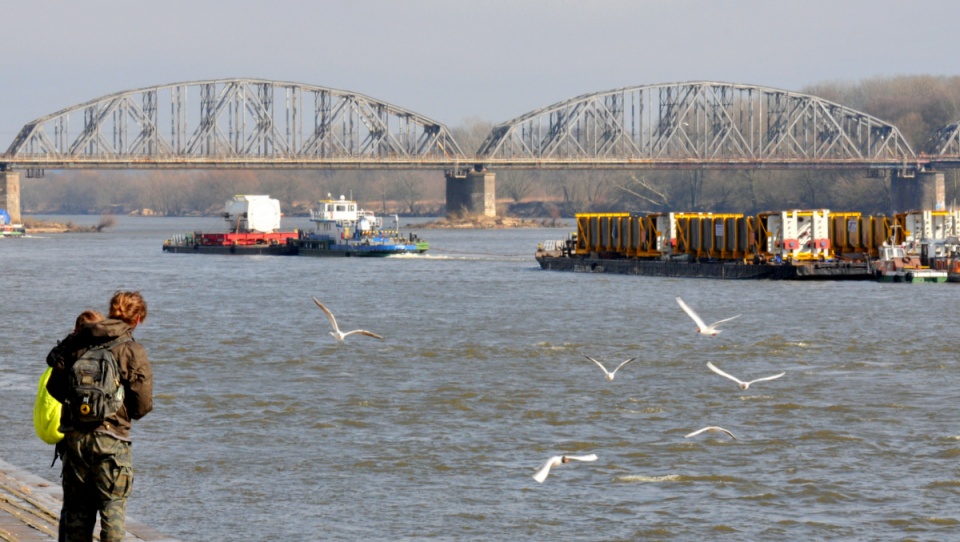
2, 0, 959, 146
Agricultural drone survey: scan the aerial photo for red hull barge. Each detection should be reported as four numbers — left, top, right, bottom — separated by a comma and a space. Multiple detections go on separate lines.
162, 231, 300, 255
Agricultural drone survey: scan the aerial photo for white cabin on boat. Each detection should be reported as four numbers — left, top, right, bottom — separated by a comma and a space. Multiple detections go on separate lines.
309, 194, 386, 238
312, 195, 359, 222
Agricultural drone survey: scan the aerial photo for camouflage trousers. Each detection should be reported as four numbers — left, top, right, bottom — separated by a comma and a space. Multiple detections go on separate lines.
58, 432, 134, 542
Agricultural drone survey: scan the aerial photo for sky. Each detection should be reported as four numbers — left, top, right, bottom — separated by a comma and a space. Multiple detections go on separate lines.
2, 0, 959, 147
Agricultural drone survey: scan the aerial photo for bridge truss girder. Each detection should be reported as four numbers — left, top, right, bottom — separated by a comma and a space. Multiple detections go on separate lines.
5, 78, 464, 166
931, 121, 960, 156
476, 81, 916, 168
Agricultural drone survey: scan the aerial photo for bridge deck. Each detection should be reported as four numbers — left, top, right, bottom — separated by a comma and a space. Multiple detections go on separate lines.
0, 458, 178, 541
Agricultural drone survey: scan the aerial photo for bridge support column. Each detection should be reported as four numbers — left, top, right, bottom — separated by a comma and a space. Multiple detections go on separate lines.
0, 171, 21, 223
891, 170, 944, 213
445, 169, 496, 218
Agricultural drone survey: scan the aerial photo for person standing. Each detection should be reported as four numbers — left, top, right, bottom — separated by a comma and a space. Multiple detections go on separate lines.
46, 291, 153, 542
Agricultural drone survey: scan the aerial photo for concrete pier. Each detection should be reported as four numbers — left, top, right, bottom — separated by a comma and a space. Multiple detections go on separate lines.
891, 170, 945, 213
0, 458, 178, 541
445, 168, 496, 218
0, 172, 21, 223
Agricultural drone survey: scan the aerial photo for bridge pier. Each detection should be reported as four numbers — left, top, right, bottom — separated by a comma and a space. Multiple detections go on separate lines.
445, 168, 496, 218
0, 171, 20, 223
891, 170, 944, 213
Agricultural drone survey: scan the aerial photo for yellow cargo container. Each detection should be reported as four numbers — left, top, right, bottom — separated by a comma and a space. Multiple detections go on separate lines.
575, 213, 630, 256
666, 212, 746, 260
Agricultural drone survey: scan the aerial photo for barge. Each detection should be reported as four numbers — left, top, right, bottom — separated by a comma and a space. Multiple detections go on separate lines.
163, 195, 299, 255
162, 194, 428, 257
536, 209, 960, 282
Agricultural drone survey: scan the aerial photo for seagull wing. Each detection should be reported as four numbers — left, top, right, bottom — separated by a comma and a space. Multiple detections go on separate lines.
610, 358, 637, 376
714, 427, 737, 440
708, 314, 741, 328
686, 426, 736, 440
565, 454, 598, 463
581, 354, 612, 378
312, 297, 340, 333
532, 456, 562, 483
745, 372, 786, 385
706, 361, 746, 387
343, 329, 384, 340
676, 297, 708, 330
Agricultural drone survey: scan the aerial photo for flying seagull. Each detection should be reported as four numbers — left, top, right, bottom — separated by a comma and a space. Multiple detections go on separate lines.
676, 297, 740, 336
581, 354, 637, 381
706, 361, 785, 390
312, 297, 383, 341
685, 426, 737, 440
532, 454, 599, 483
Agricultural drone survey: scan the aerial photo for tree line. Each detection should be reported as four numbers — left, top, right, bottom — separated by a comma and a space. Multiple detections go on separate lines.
20, 75, 960, 217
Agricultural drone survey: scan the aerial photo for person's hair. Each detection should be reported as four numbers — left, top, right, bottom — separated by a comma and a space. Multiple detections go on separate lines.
74, 310, 104, 331
109, 291, 147, 326
77, 309, 103, 327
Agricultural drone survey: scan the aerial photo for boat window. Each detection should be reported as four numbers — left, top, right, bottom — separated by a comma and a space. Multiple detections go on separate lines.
349, 205, 356, 212
336, 205, 346, 212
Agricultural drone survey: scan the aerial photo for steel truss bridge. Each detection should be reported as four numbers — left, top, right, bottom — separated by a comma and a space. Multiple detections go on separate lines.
3, 79, 960, 173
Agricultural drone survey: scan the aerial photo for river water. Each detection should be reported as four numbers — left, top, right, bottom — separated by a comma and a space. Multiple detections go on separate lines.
1, 215, 959, 541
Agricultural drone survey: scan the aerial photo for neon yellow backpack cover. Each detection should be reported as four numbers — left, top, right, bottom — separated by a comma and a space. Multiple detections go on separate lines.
34, 367, 64, 444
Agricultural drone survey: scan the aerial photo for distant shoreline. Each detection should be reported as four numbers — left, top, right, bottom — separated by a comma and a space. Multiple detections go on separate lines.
22, 216, 117, 234
22, 214, 571, 231
416, 216, 568, 229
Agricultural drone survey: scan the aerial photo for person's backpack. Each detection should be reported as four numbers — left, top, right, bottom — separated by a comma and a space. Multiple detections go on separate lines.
34, 367, 64, 444
65, 337, 131, 423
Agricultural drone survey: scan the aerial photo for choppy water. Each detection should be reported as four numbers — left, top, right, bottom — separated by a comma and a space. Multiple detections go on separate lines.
2, 215, 960, 541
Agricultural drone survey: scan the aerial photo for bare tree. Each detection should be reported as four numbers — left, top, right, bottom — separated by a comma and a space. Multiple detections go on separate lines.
96, 214, 117, 231
498, 170, 538, 203
141, 174, 193, 216
614, 173, 669, 213
391, 172, 424, 214
684, 169, 705, 210
450, 117, 494, 156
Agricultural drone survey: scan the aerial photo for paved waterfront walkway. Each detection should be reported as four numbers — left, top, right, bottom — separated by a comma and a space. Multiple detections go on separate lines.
0, 459, 177, 541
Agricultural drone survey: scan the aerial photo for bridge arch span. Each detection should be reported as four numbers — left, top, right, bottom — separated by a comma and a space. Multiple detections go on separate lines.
5, 78, 464, 167
476, 81, 915, 168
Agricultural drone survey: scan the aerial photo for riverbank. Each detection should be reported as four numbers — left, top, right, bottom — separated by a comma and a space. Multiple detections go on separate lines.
417, 215, 568, 229
22, 216, 117, 234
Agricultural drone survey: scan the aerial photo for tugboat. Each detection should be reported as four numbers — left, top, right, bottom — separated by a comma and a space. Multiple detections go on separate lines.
875, 241, 948, 283
162, 195, 299, 255
293, 195, 428, 257
0, 209, 24, 238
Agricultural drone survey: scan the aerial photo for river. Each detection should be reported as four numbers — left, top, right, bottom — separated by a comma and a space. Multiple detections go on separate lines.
1, 215, 959, 541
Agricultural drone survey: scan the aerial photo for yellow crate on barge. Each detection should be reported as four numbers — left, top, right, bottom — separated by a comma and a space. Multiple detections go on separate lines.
664, 212, 748, 261
577, 212, 752, 261
575, 213, 631, 256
